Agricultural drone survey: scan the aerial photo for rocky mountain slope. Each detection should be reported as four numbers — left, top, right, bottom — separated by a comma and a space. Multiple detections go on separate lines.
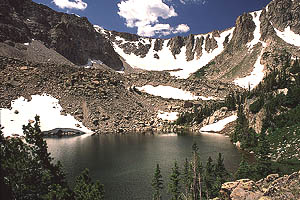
0, 0, 299, 136
0, 0, 123, 69
101, 0, 299, 83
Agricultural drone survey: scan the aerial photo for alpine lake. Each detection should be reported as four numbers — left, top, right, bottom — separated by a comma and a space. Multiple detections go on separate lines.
46, 132, 242, 199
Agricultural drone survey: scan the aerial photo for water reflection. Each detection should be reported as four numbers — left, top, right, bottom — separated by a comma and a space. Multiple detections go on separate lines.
46, 133, 241, 200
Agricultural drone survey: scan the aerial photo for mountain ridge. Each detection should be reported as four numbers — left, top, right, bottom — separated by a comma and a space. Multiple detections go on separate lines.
0, 0, 299, 135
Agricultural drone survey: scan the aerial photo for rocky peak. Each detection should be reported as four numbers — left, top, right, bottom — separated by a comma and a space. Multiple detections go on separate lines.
110, 30, 140, 41
266, 0, 300, 34
154, 39, 164, 52
0, 0, 123, 70
230, 13, 256, 49
184, 34, 195, 61
205, 34, 218, 53
167, 36, 185, 58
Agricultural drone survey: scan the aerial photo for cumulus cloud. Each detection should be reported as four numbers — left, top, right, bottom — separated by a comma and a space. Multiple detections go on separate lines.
174, 24, 190, 33
118, 0, 190, 37
52, 0, 87, 10
138, 24, 171, 37
137, 23, 190, 37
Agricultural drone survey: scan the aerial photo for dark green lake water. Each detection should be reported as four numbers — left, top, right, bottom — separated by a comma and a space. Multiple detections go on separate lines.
46, 133, 241, 199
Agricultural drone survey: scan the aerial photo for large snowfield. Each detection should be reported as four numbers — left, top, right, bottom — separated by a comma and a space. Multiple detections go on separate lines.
113, 28, 234, 79
0, 94, 91, 137
136, 85, 216, 100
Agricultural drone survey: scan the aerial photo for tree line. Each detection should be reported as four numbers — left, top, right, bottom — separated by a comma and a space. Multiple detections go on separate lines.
151, 143, 234, 200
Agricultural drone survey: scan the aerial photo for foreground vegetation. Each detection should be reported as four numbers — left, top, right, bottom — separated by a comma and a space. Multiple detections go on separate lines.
152, 144, 230, 200
231, 56, 300, 175
0, 116, 104, 200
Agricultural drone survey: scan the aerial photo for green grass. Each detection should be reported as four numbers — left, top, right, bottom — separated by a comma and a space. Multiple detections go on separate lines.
194, 61, 215, 78
271, 158, 300, 176
267, 123, 300, 162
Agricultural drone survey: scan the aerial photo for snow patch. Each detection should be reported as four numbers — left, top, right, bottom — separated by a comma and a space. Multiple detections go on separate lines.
113, 28, 234, 79
274, 26, 300, 47
234, 47, 265, 90
157, 111, 178, 121
84, 59, 103, 68
94, 25, 106, 35
0, 94, 91, 137
72, 13, 80, 17
136, 85, 215, 100
200, 115, 237, 133
247, 11, 262, 50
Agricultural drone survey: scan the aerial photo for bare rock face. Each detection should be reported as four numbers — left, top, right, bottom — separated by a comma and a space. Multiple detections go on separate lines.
119, 41, 151, 58
219, 172, 300, 200
230, 13, 256, 49
185, 34, 195, 61
154, 39, 164, 52
167, 36, 185, 58
194, 36, 205, 59
266, 0, 300, 34
205, 34, 218, 53
259, 0, 300, 42
0, 0, 123, 70
110, 30, 140, 42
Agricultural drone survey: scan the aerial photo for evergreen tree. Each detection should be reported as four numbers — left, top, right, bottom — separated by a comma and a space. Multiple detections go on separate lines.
1, 117, 105, 200
0, 127, 13, 200
203, 156, 214, 199
234, 155, 252, 180
43, 184, 71, 200
214, 153, 229, 182
225, 92, 236, 111
255, 132, 272, 178
73, 169, 105, 200
152, 164, 164, 200
191, 142, 203, 200
168, 161, 181, 200
182, 158, 192, 199
23, 116, 68, 187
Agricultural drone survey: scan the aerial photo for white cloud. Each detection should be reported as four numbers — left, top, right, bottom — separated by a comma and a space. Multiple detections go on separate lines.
52, 0, 87, 10
138, 23, 171, 37
118, 0, 190, 37
174, 24, 190, 33
137, 23, 190, 37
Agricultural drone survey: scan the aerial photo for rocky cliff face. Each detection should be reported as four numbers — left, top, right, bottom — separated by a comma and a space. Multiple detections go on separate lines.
0, 0, 123, 70
107, 28, 231, 64
102, 0, 299, 81
265, 0, 300, 34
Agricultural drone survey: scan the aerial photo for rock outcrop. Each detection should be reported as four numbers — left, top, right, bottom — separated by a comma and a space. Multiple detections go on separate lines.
219, 171, 300, 200
265, 0, 300, 34
0, 0, 123, 70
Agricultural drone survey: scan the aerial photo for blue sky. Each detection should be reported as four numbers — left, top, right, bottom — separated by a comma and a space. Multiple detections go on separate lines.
32, 0, 271, 38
